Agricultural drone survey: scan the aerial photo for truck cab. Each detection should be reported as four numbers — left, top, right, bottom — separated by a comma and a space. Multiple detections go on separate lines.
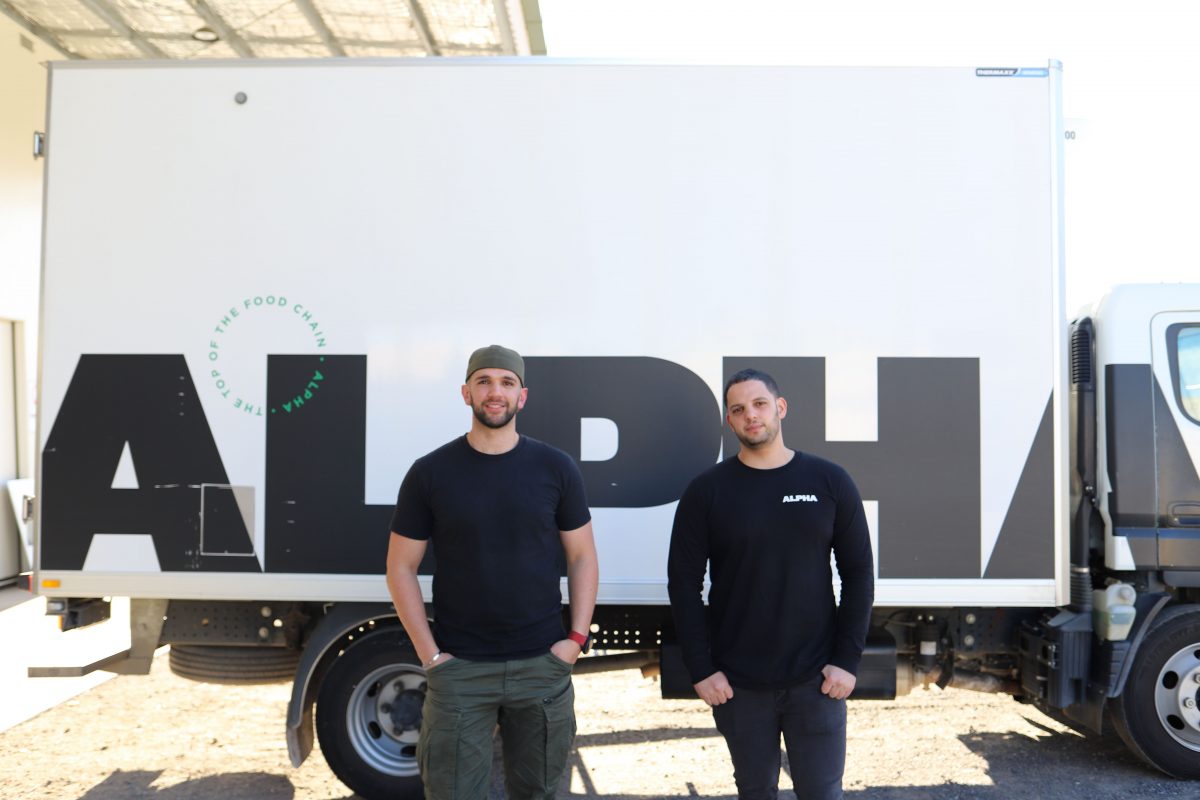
1018, 283, 1200, 777
1093, 284, 1200, 580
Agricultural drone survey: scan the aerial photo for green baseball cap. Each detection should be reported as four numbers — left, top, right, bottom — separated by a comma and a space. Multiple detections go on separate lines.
465, 344, 525, 385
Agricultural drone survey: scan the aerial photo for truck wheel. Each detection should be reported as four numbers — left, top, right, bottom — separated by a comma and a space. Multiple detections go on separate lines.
315, 629, 426, 800
1111, 605, 1200, 778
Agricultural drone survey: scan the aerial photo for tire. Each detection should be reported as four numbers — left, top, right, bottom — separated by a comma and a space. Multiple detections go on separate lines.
1111, 605, 1200, 779
168, 644, 300, 684
315, 629, 426, 800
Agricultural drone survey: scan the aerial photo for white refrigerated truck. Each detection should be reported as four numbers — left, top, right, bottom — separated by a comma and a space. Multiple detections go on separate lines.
29, 59, 1200, 798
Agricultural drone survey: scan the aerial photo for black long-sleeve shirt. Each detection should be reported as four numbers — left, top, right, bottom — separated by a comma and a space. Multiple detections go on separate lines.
667, 452, 875, 689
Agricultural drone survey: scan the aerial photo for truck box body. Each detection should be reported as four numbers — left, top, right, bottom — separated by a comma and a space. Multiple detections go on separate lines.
36, 60, 1066, 608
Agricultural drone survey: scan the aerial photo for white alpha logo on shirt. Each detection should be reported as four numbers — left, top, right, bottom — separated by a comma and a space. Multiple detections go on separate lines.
782, 494, 818, 503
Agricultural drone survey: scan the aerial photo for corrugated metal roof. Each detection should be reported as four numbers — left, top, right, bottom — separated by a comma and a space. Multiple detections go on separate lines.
0, 0, 544, 60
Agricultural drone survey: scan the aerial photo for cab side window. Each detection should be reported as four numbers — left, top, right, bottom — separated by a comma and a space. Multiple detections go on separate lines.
1176, 325, 1200, 422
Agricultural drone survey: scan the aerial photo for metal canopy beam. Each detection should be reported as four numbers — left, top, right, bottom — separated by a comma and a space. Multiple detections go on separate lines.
404, 0, 438, 56
39, 28, 488, 51
492, 0, 515, 55
78, 0, 167, 59
292, 0, 345, 57
520, 0, 545, 55
186, 0, 254, 57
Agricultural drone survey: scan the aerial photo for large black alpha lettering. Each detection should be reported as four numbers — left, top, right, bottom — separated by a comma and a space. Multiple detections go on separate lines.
984, 397, 1053, 579
723, 357, 981, 579
41, 355, 258, 572
520, 357, 722, 507
264, 355, 414, 574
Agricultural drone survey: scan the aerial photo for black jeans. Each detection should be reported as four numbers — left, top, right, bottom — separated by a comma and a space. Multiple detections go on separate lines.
711, 675, 846, 800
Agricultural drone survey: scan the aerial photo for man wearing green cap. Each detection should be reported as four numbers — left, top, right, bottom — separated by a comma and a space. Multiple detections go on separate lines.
386, 344, 599, 800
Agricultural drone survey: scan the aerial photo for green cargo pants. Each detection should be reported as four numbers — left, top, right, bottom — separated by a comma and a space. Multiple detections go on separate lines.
418, 651, 576, 800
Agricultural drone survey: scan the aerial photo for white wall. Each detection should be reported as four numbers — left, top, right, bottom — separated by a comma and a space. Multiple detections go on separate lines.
0, 13, 51, 477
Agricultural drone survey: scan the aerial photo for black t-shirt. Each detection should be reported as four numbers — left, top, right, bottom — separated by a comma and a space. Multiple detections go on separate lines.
667, 452, 874, 689
390, 434, 591, 660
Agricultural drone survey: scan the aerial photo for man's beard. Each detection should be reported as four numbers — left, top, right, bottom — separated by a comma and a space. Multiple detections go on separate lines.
734, 421, 777, 449
473, 401, 518, 429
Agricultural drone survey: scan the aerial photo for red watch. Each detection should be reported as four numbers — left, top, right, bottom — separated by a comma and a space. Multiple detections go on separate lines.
567, 630, 591, 654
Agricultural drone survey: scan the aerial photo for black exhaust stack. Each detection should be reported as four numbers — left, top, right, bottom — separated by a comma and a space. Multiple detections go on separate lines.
1018, 318, 1098, 718
1068, 318, 1097, 612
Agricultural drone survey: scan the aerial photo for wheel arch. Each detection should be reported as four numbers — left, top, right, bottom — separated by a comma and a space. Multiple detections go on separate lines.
1110, 591, 1173, 698
285, 602, 400, 768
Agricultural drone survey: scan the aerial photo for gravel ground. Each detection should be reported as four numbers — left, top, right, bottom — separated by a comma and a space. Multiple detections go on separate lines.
0, 651, 1195, 800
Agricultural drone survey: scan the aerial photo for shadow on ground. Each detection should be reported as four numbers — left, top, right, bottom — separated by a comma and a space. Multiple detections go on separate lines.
71, 720, 1188, 800
552, 718, 1188, 800
74, 770, 311, 800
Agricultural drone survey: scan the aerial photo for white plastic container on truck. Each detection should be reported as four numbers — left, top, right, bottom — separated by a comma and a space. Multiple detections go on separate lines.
30, 59, 1200, 797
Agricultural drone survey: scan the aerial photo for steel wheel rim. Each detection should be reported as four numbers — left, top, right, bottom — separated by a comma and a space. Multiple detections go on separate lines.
345, 663, 426, 776
1152, 642, 1200, 752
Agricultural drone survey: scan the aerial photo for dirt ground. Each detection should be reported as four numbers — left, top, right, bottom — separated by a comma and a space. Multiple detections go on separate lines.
0, 651, 1195, 800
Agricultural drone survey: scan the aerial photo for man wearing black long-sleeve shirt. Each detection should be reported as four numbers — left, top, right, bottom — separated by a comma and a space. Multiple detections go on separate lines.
667, 368, 874, 800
